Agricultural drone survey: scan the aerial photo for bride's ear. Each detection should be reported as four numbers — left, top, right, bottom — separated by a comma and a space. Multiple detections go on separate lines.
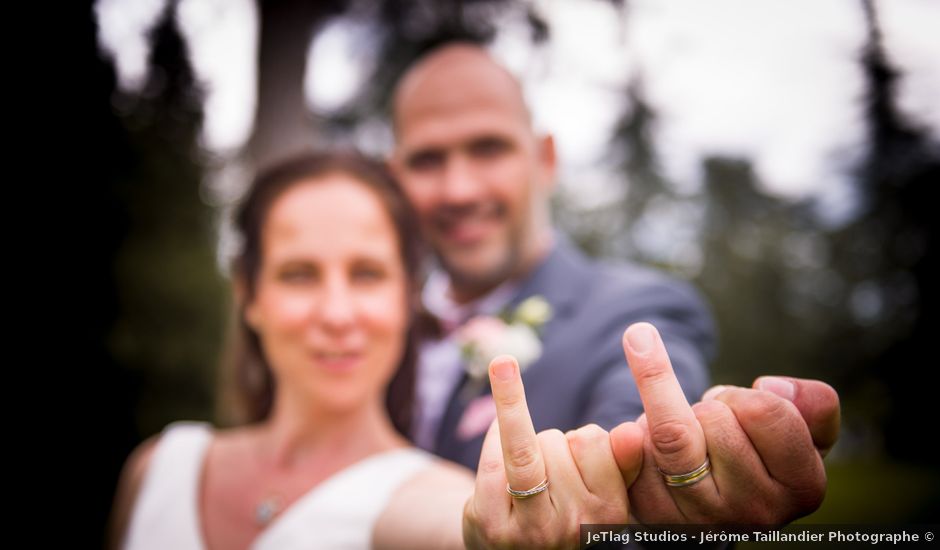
233, 275, 261, 330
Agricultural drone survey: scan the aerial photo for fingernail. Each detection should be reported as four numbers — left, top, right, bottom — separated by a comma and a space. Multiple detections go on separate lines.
625, 323, 655, 355
702, 385, 731, 401
491, 356, 516, 381
757, 377, 795, 401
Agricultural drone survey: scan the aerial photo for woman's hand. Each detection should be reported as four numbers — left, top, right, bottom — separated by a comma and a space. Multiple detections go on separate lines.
462, 356, 645, 549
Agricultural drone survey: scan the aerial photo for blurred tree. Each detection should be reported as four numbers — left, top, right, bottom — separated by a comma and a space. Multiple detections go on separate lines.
107, 3, 224, 438
312, 0, 531, 140
247, 0, 344, 167
88, 3, 227, 545
828, 0, 939, 464
574, 0, 940, 466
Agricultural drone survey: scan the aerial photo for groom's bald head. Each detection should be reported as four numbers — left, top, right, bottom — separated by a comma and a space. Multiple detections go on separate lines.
392, 43, 532, 135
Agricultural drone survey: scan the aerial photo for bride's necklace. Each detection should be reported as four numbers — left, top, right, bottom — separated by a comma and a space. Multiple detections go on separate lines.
250, 428, 381, 527
255, 492, 284, 526
253, 433, 291, 527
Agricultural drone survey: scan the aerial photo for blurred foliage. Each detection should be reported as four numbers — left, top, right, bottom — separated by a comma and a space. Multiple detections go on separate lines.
106, 9, 227, 436
556, 1, 939, 467
308, 0, 546, 144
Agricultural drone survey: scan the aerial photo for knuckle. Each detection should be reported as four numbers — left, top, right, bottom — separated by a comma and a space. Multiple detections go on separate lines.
478, 455, 503, 476
480, 525, 510, 549
649, 417, 695, 456
568, 424, 609, 455
566, 432, 586, 454
577, 423, 608, 442
718, 429, 751, 458
691, 399, 727, 421
631, 357, 669, 385
588, 494, 629, 524
691, 401, 740, 448
496, 391, 526, 411
536, 428, 566, 450
506, 442, 541, 475
789, 467, 827, 515
741, 391, 793, 424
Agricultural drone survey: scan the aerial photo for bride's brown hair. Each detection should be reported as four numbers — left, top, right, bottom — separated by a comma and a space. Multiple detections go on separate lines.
218, 150, 423, 437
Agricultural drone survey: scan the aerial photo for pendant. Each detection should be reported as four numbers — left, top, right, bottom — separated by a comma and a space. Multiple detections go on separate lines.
255, 496, 281, 526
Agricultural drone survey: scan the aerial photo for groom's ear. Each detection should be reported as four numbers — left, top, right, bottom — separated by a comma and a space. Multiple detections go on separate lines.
535, 133, 557, 194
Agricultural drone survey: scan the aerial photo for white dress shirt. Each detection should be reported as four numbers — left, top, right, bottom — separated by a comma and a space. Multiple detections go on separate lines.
412, 270, 519, 450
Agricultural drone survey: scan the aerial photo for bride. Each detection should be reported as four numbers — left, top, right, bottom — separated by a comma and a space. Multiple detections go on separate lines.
109, 151, 641, 549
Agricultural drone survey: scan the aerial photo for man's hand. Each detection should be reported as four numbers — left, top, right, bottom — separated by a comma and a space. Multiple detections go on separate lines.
611, 322, 838, 525
717, 375, 840, 459
464, 356, 645, 549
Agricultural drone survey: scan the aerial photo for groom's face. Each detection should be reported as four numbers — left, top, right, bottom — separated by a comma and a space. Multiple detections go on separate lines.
391, 47, 554, 299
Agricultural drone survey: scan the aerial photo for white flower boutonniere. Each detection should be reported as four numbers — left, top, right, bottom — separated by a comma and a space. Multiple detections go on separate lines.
456, 296, 553, 393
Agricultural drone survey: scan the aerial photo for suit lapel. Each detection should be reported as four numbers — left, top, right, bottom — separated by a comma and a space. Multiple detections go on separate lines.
432, 238, 590, 461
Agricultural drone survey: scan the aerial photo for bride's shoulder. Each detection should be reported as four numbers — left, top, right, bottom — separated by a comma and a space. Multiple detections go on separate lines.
118, 435, 159, 490
113, 423, 219, 511
384, 447, 474, 490
109, 421, 221, 549
420, 456, 475, 486
113, 423, 215, 499
372, 456, 473, 550
107, 433, 161, 549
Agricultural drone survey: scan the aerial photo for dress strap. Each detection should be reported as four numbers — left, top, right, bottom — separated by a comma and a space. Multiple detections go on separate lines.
122, 421, 213, 550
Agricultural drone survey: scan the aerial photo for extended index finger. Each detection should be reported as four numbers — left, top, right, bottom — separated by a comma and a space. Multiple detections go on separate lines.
488, 355, 547, 497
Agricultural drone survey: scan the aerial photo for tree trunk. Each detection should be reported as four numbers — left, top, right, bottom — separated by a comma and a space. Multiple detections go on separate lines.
247, 0, 339, 168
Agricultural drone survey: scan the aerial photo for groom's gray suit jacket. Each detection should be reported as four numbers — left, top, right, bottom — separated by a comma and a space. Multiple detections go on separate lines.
431, 239, 715, 470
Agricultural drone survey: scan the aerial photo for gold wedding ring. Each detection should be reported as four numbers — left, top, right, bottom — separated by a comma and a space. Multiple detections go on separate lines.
507, 478, 550, 499
658, 457, 711, 487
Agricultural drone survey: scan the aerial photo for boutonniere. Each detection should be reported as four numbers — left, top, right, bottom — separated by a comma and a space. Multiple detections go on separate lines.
455, 296, 553, 400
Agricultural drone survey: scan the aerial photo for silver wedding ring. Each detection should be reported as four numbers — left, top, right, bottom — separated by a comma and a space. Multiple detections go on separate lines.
507, 478, 550, 499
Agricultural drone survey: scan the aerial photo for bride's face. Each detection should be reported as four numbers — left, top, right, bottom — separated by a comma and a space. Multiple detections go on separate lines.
245, 173, 409, 414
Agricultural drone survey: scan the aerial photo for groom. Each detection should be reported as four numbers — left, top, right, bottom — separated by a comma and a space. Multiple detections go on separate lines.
389, 42, 838, 525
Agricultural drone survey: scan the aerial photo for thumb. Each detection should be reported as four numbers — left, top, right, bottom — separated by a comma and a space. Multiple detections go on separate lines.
610, 420, 645, 486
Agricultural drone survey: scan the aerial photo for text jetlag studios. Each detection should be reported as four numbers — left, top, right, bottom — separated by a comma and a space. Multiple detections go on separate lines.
582, 527, 930, 546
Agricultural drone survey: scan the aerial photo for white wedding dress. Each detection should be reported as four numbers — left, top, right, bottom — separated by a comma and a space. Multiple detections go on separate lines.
122, 421, 433, 550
